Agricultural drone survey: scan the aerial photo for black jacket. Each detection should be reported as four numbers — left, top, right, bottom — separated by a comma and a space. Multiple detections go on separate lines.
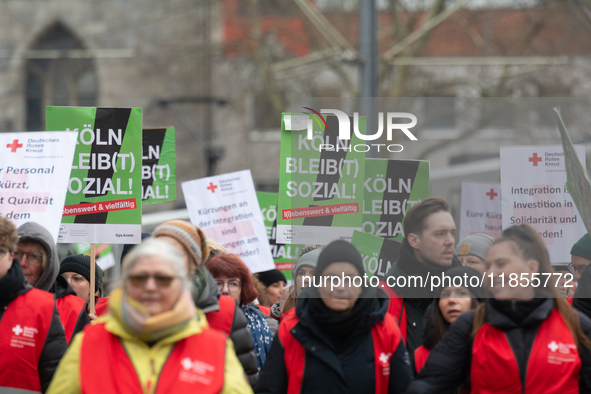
195, 271, 259, 386
406, 298, 591, 394
573, 263, 591, 320
0, 260, 67, 393
49, 275, 90, 340
254, 292, 413, 394
384, 238, 461, 354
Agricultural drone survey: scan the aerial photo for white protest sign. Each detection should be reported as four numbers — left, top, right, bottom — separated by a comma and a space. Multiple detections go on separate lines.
459, 182, 502, 240
182, 170, 275, 273
0, 132, 77, 243
500, 146, 586, 263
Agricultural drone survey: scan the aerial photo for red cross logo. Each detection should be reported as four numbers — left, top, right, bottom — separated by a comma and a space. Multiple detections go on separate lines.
486, 188, 498, 200
6, 139, 23, 153
206, 182, 218, 193
529, 153, 542, 166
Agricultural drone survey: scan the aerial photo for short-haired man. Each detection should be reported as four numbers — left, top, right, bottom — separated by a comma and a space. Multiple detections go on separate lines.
383, 197, 461, 354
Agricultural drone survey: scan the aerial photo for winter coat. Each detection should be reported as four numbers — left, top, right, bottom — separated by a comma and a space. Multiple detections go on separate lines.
197, 270, 259, 386
0, 259, 67, 393
406, 298, 591, 393
383, 238, 461, 354
46, 288, 253, 394
573, 263, 591, 320
254, 291, 413, 394
17, 222, 60, 291
49, 275, 90, 343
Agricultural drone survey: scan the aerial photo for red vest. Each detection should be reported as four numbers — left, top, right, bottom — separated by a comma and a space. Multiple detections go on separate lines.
567, 295, 574, 305
279, 309, 402, 394
381, 283, 407, 344
471, 308, 581, 394
56, 294, 87, 344
80, 322, 227, 394
94, 297, 110, 316
0, 289, 55, 393
206, 295, 236, 336
258, 305, 271, 317
413, 345, 430, 374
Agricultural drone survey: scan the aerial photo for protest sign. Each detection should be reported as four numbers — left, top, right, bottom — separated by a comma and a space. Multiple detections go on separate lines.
555, 108, 591, 235
75, 242, 116, 271
182, 170, 275, 273
351, 230, 401, 280
277, 113, 366, 245
500, 145, 586, 263
0, 132, 77, 243
362, 158, 429, 241
459, 182, 502, 240
142, 127, 176, 204
46, 106, 143, 244
257, 191, 303, 281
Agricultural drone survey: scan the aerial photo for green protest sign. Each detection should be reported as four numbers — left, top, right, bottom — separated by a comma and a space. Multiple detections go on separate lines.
142, 127, 176, 204
277, 113, 366, 245
46, 106, 142, 244
362, 158, 429, 241
257, 191, 303, 281
75, 242, 116, 270
555, 107, 591, 234
351, 230, 401, 280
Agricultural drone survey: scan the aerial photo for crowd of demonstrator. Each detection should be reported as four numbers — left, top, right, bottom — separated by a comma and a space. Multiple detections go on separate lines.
1, 197, 591, 393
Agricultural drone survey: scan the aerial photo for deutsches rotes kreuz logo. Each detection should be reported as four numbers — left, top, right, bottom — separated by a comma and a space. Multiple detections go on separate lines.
179, 357, 216, 385
378, 352, 392, 376
547, 340, 577, 365
10, 324, 38, 348
12, 325, 23, 336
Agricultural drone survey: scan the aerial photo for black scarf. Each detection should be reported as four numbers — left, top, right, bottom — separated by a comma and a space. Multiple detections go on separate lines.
0, 259, 27, 307
489, 297, 547, 326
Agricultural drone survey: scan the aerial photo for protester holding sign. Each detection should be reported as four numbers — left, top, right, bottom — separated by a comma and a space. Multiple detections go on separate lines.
382, 198, 461, 354
153, 220, 259, 386
0, 217, 67, 393
255, 240, 413, 394
47, 238, 252, 394
407, 225, 591, 393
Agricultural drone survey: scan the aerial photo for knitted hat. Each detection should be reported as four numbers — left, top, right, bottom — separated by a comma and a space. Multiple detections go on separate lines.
257, 269, 287, 287
454, 234, 495, 261
59, 254, 103, 292
153, 220, 209, 267
435, 266, 483, 299
292, 248, 322, 280
120, 232, 152, 264
571, 233, 591, 260
315, 240, 365, 280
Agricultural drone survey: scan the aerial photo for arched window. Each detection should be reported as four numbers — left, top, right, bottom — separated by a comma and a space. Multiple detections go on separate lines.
25, 23, 97, 131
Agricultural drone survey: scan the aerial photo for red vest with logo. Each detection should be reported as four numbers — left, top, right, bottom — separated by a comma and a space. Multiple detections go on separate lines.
94, 297, 110, 316
0, 289, 55, 393
471, 308, 581, 394
413, 345, 430, 374
381, 283, 407, 344
56, 294, 87, 344
206, 295, 236, 336
279, 309, 402, 394
80, 322, 227, 394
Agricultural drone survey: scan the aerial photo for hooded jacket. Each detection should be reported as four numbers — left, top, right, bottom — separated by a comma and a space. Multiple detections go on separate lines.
46, 288, 253, 394
254, 288, 413, 394
406, 298, 591, 393
17, 222, 59, 291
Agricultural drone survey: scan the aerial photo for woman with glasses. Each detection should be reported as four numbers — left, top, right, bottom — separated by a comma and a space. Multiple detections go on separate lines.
48, 238, 252, 394
407, 224, 591, 394
206, 253, 276, 371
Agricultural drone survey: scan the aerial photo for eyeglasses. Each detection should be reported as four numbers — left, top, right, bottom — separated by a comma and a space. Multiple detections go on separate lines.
62, 274, 88, 285
215, 280, 242, 292
15, 250, 42, 266
568, 263, 587, 275
128, 274, 178, 288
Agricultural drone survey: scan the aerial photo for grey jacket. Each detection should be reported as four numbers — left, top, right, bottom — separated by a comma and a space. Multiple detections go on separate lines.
17, 222, 59, 292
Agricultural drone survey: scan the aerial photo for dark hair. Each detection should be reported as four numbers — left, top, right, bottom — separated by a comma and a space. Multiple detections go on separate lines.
0, 218, 18, 253
472, 224, 590, 351
403, 197, 450, 236
423, 294, 479, 351
205, 253, 258, 305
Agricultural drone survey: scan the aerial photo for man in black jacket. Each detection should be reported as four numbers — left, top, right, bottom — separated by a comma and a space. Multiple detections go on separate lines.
383, 197, 461, 354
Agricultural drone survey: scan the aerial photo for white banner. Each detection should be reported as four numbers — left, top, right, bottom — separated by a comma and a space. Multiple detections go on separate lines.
182, 170, 275, 273
500, 146, 587, 263
459, 182, 502, 241
0, 132, 77, 243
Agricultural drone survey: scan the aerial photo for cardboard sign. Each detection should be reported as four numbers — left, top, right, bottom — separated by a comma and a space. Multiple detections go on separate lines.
459, 182, 502, 240
142, 127, 176, 204
0, 132, 77, 243
47, 107, 143, 244
182, 170, 275, 273
277, 113, 366, 245
362, 158, 429, 241
500, 145, 586, 263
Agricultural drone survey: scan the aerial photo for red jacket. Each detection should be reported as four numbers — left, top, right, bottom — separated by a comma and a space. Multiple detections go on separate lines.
205, 295, 236, 336
414, 345, 430, 374
56, 294, 87, 343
